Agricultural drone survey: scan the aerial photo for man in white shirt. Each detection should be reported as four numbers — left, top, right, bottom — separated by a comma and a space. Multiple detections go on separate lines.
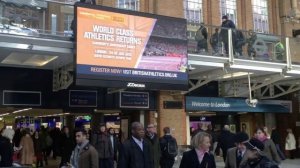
117, 122, 153, 168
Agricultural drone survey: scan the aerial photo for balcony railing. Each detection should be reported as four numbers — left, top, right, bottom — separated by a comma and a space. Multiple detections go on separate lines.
0, 1, 297, 65
187, 23, 288, 63
0, 0, 76, 39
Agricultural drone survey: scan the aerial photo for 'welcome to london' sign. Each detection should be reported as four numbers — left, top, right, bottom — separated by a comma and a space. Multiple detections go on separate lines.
185, 96, 291, 113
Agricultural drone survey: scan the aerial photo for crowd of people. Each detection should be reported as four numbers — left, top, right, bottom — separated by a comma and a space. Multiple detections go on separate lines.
188, 123, 298, 168
0, 122, 179, 168
0, 122, 298, 168
195, 15, 285, 61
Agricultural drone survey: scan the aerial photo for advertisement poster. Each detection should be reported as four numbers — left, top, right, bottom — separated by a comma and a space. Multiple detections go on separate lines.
76, 5, 188, 90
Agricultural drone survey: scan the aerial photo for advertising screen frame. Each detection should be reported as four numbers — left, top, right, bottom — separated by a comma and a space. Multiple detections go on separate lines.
74, 3, 188, 91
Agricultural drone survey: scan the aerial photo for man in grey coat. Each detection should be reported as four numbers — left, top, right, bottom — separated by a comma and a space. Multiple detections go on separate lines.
225, 132, 250, 168
70, 128, 98, 168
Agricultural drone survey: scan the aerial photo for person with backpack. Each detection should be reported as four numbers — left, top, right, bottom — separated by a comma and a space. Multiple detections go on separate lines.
210, 28, 220, 55
195, 23, 208, 53
234, 30, 245, 57
159, 127, 178, 168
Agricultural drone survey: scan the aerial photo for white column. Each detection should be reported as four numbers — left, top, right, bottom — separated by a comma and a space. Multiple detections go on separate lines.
140, 110, 145, 126
186, 115, 190, 145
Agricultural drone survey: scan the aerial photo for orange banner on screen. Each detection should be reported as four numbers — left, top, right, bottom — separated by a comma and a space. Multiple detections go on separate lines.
77, 7, 156, 68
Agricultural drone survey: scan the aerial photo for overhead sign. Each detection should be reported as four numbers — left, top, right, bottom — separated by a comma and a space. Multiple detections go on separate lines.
69, 90, 97, 107
120, 91, 149, 109
3, 90, 41, 106
75, 4, 188, 90
186, 97, 291, 113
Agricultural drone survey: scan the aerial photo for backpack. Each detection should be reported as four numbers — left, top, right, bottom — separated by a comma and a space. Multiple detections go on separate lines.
195, 27, 205, 41
210, 33, 219, 44
163, 137, 178, 158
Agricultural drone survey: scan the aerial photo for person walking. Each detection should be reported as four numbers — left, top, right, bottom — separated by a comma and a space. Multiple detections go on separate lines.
60, 126, 75, 167
19, 128, 35, 166
271, 126, 285, 160
0, 128, 15, 167
218, 125, 235, 162
159, 127, 178, 168
210, 28, 220, 54
180, 131, 216, 168
70, 128, 98, 168
107, 128, 120, 163
225, 132, 250, 168
32, 131, 44, 168
92, 124, 114, 168
145, 124, 161, 168
220, 15, 236, 55
255, 128, 281, 164
39, 126, 51, 165
117, 122, 153, 168
285, 128, 296, 159
240, 138, 279, 168
195, 23, 208, 53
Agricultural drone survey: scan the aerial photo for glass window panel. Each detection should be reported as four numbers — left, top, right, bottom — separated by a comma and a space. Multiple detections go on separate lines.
184, 0, 203, 23
117, 0, 140, 11
252, 0, 269, 33
220, 0, 237, 26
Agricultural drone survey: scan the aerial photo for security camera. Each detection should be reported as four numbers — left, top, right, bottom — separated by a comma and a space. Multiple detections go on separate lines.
245, 98, 258, 107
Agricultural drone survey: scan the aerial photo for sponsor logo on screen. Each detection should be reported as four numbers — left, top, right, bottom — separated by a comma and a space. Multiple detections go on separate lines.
127, 82, 146, 88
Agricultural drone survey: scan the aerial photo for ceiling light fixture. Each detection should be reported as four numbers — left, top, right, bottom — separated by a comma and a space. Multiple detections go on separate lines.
12, 108, 32, 114
0, 113, 10, 117
221, 72, 253, 79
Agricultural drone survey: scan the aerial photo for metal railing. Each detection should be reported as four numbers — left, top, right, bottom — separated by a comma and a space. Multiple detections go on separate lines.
188, 23, 288, 63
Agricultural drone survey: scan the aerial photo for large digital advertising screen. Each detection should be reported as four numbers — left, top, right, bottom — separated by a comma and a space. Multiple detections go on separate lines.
75, 4, 188, 90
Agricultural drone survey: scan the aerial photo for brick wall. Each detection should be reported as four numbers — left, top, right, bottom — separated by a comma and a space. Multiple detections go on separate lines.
157, 91, 187, 145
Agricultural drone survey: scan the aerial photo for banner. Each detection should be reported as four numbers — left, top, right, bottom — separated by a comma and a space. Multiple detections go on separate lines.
75, 4, 188, 90
186, 97, 291, 113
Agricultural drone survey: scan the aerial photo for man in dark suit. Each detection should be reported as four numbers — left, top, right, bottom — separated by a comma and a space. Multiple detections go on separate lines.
117, 122, 153, 168
225, 132, 250, 168
218, 125, 235, 162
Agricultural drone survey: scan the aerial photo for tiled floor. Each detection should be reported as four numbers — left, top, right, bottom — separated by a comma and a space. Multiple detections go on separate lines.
30, 156, 300, 168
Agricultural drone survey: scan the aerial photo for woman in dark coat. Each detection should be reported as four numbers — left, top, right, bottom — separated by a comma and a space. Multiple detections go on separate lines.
59, 126, 75, 167
0, 128, 15, 167
33, 131, 44, 167
180, 132, 216, 168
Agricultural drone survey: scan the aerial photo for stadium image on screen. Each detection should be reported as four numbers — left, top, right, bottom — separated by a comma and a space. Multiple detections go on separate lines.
75, 4, 188, 90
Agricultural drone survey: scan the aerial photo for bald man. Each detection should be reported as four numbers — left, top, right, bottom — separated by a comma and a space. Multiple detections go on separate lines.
117, 122, 153, 168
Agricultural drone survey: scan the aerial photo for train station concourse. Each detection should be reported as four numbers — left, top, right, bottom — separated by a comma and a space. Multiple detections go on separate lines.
0, 0, 300, 167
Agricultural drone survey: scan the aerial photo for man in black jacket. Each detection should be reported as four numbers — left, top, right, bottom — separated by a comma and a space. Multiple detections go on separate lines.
117, 122, 153, 168
220, 15, 236, 54
159, 127, 178, 168
218, 125, 235, 162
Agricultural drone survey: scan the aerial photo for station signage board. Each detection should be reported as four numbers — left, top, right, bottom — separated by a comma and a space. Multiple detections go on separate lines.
120, 91, 149, 109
